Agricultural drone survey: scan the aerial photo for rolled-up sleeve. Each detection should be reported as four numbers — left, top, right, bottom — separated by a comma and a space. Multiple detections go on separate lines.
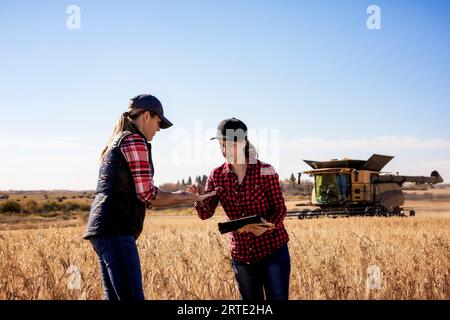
120, 134, 158, 207
195, 172, 220, 220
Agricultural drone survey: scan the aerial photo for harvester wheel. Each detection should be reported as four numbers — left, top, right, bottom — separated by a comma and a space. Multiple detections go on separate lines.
393, 207, 402, 216
409, 210, 415, 217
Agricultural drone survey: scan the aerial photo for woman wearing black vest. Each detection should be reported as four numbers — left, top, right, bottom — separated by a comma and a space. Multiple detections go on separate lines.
83, 94, 214, 300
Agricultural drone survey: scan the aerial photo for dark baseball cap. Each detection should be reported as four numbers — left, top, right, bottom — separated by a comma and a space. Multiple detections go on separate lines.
129, 94, 173, 129
211, 117, 248, 141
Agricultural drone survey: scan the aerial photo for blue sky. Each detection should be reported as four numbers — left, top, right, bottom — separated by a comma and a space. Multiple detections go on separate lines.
1, 0, 449, 190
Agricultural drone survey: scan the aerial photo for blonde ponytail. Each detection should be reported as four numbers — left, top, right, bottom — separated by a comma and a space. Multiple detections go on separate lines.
99, 109, 147, 163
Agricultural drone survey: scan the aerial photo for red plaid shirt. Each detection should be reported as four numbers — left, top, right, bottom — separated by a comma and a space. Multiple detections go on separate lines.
120, 134, 158, 206
196, 160, 289, 263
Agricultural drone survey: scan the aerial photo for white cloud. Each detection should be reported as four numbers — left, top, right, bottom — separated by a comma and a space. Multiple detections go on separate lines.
0, 137, 103, 151
279, 136, 450, 154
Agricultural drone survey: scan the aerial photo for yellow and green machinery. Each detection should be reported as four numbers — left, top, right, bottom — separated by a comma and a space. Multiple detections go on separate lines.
287, 154, 443, 218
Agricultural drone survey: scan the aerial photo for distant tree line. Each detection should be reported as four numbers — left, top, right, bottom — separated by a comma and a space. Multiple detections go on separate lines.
0, 200, 91, 214
158, 175, 208, 192
0, 172, 315, 213
158, 173, 314, 197
280, 173, 314, 196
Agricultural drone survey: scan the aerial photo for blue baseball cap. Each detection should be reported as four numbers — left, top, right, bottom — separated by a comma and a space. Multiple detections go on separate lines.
129, 94, 173, 129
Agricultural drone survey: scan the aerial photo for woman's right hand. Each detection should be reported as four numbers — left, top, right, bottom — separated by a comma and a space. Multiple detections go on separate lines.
181, 188, 215, 203
152, 189, 215, 207
186, 184, 203, 195
185, 184, 216, 205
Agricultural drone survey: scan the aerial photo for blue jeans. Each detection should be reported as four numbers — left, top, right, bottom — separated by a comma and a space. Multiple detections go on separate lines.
232, 244, 291, 301
90, 235, 144, 300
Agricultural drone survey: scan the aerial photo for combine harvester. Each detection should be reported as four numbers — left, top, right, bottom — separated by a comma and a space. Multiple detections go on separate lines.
286, 154, 443, 219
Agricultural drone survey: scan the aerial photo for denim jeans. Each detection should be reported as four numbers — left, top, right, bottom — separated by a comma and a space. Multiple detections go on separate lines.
90, 235, 144, 300
232, 244, 291, 301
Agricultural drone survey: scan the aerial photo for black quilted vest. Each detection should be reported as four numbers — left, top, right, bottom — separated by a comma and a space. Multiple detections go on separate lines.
83, 126, 153, 240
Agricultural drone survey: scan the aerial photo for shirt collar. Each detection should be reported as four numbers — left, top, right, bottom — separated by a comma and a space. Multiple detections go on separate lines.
130, 123, 150, 145
222, 162, 232, 174
221, 160, 259, 174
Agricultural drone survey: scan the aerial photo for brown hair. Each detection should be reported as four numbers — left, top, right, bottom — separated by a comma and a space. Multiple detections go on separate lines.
99, 109, 156, 162
245, 139, 258, 163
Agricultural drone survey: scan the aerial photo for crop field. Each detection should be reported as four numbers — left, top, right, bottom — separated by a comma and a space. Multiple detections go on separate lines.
0, 189, 449, 300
